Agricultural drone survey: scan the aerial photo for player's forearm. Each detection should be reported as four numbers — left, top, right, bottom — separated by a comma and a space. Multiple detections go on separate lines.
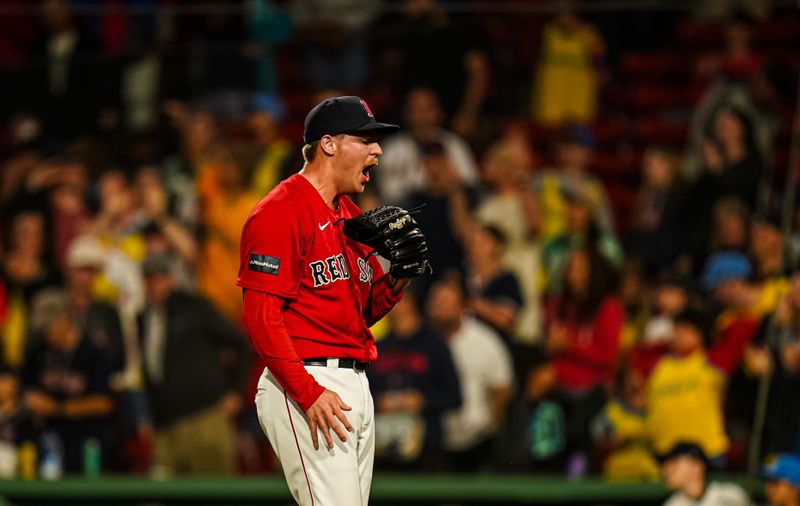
243, 290, 325, 411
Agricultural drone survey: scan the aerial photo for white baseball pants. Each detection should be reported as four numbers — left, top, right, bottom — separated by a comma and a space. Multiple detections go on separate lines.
255, 363, 375, 506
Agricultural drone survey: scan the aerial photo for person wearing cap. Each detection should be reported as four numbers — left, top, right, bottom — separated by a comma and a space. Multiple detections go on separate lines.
764, 454, 800, 506
20, 289, 115, 473
701, 246, 788, 328
646, 306, 747, 466
138, 254, 249, 475
238, 96, 415, 505
63, 235, 126, 376
661, 441, 751, 506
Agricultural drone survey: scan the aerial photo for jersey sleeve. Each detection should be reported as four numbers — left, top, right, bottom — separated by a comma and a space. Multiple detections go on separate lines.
237, 200, 306, 299
362, 256, 403, 327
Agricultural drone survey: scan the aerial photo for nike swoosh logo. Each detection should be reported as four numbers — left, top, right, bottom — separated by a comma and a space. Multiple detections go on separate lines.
318, 221, 331, 231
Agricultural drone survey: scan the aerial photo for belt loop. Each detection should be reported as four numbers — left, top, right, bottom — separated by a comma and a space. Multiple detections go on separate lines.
327, 358, 339, 368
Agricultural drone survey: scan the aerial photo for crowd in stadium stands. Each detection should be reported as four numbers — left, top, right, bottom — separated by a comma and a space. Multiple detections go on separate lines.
1, 0, 800, 497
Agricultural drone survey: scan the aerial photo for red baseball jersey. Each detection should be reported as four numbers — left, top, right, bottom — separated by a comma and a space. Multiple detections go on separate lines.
238, 174, 401, 365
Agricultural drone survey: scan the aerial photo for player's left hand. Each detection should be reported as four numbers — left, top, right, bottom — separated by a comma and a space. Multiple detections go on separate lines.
342, 206, 430, 279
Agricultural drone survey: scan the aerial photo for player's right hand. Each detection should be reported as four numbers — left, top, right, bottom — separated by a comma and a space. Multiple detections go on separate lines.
305, 389, 353, 450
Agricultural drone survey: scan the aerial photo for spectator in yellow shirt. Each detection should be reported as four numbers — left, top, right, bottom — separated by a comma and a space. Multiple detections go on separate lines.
248, 94, 292, 197
532, 10, 606, 125
197, 143, 260, 322
592, 366, 660, 481
647, 307, 750, 464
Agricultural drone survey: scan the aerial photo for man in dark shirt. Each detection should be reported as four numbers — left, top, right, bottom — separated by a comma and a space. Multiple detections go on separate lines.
21, 289, 114, 473
368, 292, 461, 471
401, 140, 478, 296
138, 254, 249, 475
464, 224, 523, 346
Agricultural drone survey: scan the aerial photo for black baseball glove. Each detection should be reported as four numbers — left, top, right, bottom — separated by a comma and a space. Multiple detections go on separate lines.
342, 205, 430, 279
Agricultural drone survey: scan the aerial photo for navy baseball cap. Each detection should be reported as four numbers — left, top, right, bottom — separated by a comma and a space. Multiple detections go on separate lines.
303, 96, 400, 144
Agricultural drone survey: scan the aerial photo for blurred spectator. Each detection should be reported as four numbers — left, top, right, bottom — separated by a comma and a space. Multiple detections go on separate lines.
540, 247, 622, 476
120, 27, 190, 135
375, 0, 484, 120
714, 108, 764, 207
618, 261, 650, 354
743, 275, 800, 458
687, 194, 750, 276
248, 94, 292, 197
532, 9, 606, 125
246, 1, 292, 95
688, 109, 764, 250
661, 442, 752, 506
764, 454, 800, 506
695, 14, 765, 83
687, 14, 779, 181
289, 0, 378, 89
3, 156, 93, 269
751, 202, 787, 281
464, 224, 523, 346
85, 171, 147, 354
136, 167, 198, 283
402, 141, 476, 287
646, 307, 752, 463
626, 148, 687, 275
630, 272, 694, 378
475, 131, 543, 345
1, 149, 44, 210
63, 236, 125, 377
427, 275, 513, 473
533, 127, 614, 242
377, 88, 479, 205
138, 254, 249, 475
540, 189, 622, 294
703, 252, 787, 327
28, 0, 102, 139
0, 362, 19, 478
21, 289, 114, 473
713, 197, 751, 254
161, 108, 219, 227
2, 211, 61, 368
368, 292, 461, 471
197, 143, 260, 322
694, 0, 771, 20
591, 367, 659, 481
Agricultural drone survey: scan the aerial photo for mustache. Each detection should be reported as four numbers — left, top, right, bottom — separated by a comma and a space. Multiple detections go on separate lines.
365, 158, 379, 168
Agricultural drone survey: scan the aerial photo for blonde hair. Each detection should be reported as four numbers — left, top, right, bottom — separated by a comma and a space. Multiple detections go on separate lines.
301, 134, 344, 163
302, 142, 318, 163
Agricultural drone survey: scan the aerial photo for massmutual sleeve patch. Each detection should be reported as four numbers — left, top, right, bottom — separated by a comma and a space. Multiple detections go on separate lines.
249, 254, 281, 275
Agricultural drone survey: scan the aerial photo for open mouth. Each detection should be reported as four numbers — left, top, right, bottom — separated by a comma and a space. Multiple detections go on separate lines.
361, 159, 378, 182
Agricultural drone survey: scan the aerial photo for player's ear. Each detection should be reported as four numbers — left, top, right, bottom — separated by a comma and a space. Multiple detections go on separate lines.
320, 134, 337, 157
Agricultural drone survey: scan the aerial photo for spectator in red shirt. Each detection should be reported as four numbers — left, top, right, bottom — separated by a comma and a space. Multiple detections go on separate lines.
540, 246, 623, 476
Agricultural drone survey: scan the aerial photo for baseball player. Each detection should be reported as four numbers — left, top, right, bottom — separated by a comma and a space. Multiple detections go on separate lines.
238, 96, 429, 506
